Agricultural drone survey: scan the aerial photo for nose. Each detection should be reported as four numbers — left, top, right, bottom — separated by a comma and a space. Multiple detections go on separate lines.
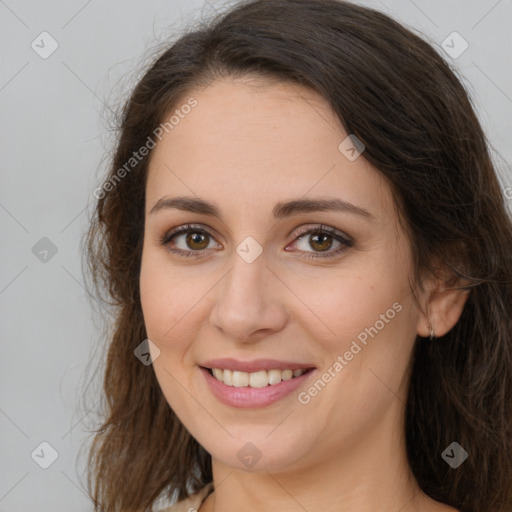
209, 251, 288, 343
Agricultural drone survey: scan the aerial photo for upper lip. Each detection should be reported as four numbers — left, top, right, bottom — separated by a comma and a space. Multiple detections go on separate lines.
200, 358, 316, 373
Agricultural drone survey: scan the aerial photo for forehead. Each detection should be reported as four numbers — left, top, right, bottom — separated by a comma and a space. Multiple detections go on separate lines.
145, 77, 394, 225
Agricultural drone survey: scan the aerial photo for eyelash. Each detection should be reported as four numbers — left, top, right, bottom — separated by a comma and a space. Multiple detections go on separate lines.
159, 223, 354, 259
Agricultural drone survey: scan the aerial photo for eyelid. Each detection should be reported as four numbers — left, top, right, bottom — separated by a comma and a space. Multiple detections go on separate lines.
162, 223, 352, 243
290, 223, 353, 244
160, 222, 353, 258
160, 223, 222, 250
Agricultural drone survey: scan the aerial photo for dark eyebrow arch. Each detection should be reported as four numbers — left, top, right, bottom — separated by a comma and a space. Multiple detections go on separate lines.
149, 196, 375, 221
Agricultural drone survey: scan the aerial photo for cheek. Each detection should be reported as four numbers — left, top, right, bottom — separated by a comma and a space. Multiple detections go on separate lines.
139, 249, 218, 371
288, 254, 418, 407
139, 253, 201, 418
286, 261, 411, 351
140, 251, 189, 354
320, 295, 416, 414
140, 247, 191, 334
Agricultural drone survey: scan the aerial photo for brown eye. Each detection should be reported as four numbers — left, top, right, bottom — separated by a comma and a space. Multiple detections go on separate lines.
309, 233, 333, 252
185, 231, 210, 250
288, 225, 354, 259
160, 224, 220, 257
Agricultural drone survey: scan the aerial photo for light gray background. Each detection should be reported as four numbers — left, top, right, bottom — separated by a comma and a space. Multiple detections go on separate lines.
1, 0, 511, 510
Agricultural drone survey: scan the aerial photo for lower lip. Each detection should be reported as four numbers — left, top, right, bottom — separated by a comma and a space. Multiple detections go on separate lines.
200, 367, 315, 408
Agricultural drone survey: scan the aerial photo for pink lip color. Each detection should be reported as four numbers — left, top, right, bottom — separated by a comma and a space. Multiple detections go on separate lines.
200, 366, 315, 408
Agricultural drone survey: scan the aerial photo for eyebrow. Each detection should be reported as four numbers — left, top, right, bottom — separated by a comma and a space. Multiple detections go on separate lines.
149, 195, 375, 221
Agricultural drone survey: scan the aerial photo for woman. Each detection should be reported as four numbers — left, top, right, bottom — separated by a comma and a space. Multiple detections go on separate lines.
84, 1, 512, 511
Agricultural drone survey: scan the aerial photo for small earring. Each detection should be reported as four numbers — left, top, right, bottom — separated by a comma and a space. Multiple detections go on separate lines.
428, 320, 436, 341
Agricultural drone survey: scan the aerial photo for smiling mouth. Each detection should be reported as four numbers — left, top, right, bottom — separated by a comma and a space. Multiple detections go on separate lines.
202, 367, 315, 388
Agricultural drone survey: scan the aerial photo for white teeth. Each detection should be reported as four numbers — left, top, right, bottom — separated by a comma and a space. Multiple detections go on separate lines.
232, 371, 249, 387
281, 369, 293, 381
209, 368, 307, 387
249, 370, 268, 388
267, 369, 282, 385
223, 369, 233, 386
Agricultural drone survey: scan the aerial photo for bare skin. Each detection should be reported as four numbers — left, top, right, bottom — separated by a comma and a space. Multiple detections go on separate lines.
139, 76, 467, 512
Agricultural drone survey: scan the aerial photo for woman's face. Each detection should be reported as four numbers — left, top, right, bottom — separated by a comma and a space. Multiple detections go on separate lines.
140, 77, 426, 473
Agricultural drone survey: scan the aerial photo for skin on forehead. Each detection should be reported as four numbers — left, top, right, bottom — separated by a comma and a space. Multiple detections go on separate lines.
145, 77, 397, 239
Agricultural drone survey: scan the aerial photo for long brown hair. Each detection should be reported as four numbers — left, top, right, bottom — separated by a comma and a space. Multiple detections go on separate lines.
83, 1, 512, 510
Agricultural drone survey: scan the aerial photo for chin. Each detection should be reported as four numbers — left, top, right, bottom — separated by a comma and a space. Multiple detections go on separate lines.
202, 429, 315, 473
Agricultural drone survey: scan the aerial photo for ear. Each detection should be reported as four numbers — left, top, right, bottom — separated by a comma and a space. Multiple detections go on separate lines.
416, 273, 471, 338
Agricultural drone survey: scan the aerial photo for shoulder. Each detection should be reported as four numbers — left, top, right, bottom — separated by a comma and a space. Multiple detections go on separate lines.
157, 483, 214, 512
